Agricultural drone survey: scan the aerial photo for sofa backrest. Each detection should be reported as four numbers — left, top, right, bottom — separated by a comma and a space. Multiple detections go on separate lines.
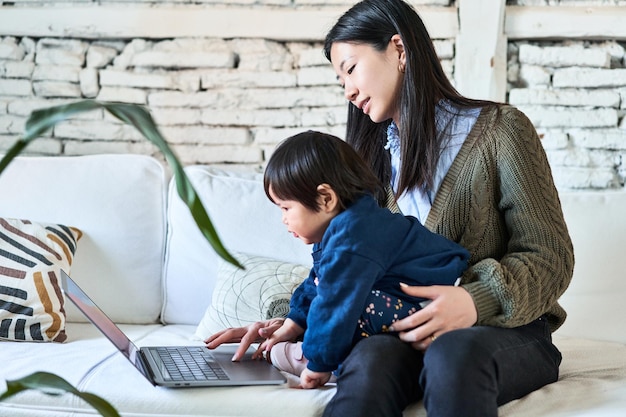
3, 154, 623, 343
162, 166, 311, 325
556, 191, 626, 344
163, 169, 626, 345
0, 154, 168, 324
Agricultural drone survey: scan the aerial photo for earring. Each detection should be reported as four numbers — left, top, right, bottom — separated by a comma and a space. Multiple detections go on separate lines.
398, 63, 406, 73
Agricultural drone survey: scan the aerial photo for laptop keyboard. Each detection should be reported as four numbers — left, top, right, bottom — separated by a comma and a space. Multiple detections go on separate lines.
156, 347, 229, 381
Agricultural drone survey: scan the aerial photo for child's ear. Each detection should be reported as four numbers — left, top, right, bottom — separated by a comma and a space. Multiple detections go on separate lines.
316, 184, 340, 213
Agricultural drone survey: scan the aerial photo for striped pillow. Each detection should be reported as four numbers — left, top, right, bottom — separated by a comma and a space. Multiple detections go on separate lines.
0, 218, 82, 342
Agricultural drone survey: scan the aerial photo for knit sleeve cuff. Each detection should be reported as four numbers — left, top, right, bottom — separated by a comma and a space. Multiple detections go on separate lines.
462, 279, 501, 324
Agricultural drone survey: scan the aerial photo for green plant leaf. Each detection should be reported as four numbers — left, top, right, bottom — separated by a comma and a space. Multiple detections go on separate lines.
0, 372, 120, 417
0, 100, 242, 268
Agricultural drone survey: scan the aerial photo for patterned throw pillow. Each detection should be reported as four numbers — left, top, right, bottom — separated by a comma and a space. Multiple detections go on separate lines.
195, 252, 310, 339
0, 218, 82, 342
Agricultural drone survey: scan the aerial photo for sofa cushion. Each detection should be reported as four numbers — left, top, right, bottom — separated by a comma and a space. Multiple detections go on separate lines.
194, 252, 309, 339
0, 218, 82, 342
1, 325, 625, 417
162, 167, 311, 325
0, 155, 168, 324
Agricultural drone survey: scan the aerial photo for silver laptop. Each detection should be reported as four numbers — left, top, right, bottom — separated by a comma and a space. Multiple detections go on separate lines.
61, 270, 286, 388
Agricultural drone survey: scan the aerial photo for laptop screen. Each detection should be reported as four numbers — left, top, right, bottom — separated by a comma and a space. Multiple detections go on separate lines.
61, 270, 138, 362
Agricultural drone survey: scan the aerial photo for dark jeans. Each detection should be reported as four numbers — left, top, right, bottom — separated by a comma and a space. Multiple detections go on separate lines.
323, 317, 562, 417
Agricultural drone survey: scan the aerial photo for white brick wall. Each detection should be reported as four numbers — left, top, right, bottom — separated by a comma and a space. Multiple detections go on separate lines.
0, 0, 625, 191
2, 34, 454, 165
509, 40, 626, 190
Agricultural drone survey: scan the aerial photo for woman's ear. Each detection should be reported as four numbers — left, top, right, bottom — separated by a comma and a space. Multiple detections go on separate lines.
316, 184, 340, 213
390, 34, 406, 68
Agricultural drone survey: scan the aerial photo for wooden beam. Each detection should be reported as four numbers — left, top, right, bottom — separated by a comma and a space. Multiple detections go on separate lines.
454, 0, 507, 102
505, 6, 626, 40
0, 6, 458, 41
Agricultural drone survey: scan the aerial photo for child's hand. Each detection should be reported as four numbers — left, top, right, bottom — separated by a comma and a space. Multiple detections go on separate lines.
253, 318, 304, 360
300, 368, 331, 389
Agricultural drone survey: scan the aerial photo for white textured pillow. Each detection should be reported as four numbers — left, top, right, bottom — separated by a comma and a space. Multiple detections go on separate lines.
195, 252, 310, 339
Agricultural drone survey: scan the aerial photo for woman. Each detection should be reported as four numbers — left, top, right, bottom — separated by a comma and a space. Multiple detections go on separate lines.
205, 0, 574, 416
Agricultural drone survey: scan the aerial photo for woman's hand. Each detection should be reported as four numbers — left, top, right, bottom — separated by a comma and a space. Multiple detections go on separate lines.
389, 284, 477, 350
204, 318, 285, 361
300, 368, 332, 389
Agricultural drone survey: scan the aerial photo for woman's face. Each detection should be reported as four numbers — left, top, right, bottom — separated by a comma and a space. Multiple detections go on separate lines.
330, 37, 405, 125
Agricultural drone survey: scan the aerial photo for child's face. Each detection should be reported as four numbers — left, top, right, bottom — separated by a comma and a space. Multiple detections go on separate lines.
269, 188, 335, 245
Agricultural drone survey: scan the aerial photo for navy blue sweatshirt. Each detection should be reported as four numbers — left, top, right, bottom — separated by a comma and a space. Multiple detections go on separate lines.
287, 195, 470, 372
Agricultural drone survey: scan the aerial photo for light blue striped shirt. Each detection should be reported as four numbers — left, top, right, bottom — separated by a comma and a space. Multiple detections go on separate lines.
386, 100, 481, 224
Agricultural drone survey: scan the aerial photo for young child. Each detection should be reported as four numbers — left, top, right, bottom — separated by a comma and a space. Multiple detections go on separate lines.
259, 131, 469, 389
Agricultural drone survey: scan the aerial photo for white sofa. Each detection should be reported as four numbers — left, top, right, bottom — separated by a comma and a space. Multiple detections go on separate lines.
0, 153, 625, 417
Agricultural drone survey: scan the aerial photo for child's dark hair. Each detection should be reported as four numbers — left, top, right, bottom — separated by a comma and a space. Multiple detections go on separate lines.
264, 131, 385, 212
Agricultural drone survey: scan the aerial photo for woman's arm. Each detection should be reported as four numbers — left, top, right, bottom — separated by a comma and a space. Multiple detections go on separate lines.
462, 107, 574, 329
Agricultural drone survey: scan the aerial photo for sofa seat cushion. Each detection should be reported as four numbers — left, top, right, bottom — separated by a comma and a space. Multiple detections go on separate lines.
0, 322, 164, 386
0, 323, 336, 417
1, 327, 625, 417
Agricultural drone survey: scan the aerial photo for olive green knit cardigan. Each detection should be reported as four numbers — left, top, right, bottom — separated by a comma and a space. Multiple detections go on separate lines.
388, 104, 574, 332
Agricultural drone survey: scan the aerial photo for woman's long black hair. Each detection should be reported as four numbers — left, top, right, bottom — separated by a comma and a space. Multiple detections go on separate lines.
323, 0, 494, 196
